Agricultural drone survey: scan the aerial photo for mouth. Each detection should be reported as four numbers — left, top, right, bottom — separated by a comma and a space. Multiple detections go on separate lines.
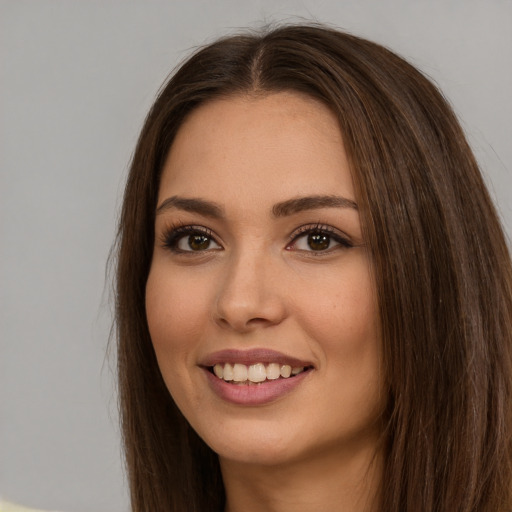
199, 348, 315, 406
209, 362, 312, 385
200, 349, 314, 404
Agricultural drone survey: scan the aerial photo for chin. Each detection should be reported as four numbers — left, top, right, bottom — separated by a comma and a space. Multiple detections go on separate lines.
196, 418, 306, 466
197, 417, 366, 469
216, 441, 303, 468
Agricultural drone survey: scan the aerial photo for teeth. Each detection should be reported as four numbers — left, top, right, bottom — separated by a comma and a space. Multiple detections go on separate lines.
280, 365, 292, 378
212, 362, 306, 383
266, 363, 281, 380
233, 363, 248, 382
223, 363, 234, 381
213, 364, 224, 379
248, 363, 267, 383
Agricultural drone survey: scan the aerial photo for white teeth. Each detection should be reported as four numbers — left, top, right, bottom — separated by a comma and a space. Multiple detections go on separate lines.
212, 362, 307, 383
248, 363, 267, 383
266, 363, 280, 380
213, 364, 223, 379
233, 363, 248, 382
280, 365, 292, 378
223, 363, 234, 381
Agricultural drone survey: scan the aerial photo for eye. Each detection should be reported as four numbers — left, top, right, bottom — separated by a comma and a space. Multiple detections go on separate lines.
287, 225, 353, 253
162, 225, 222, 253
177, 233, 220, 252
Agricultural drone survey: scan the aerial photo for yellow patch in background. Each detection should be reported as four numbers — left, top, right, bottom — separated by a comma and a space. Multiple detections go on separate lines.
0, 500, 61, 512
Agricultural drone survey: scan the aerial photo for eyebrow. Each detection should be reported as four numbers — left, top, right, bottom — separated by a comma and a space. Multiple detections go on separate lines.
271, 195, 358, 217
156, 196, 224, 218
156, 194, 358, 218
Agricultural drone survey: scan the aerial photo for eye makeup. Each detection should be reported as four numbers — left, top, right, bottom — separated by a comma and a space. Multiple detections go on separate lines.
159, 222, 221, 254
159, 220, 355, 257
286, 223, 354, 253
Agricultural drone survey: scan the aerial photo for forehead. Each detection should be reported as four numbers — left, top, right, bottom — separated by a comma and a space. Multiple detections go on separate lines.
159, 92, 355, 206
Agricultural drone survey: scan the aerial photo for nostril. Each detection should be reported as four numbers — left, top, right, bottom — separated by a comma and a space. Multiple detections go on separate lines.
246, 317, 271, 325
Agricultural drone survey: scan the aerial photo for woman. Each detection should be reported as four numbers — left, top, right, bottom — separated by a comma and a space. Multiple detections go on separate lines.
114, 24, 512, 511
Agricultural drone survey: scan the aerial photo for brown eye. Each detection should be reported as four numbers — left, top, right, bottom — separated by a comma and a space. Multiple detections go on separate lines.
187, 234, 211, 251
163, 226, 222, 253
177, 233, 220, 251
307, 232, 330, 251
287, 225, 353, 253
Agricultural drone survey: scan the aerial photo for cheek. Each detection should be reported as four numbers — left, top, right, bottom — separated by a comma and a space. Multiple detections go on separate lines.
292, 258, 379, 355
145, 267, 213, 412
294, 259, 383, 410
146, 267, 211, 345
145, 267, 213, 390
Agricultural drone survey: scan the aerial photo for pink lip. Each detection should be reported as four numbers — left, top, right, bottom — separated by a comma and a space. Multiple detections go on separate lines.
199, 349, 314, 406
203, 367, 312, 406
200, 348, 313, 368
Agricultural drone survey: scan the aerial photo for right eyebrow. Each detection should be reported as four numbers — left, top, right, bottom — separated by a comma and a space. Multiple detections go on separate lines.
156, 196, 224, 218
272, 195, 358, 217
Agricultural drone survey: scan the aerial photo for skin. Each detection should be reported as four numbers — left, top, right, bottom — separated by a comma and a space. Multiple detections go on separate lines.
146, 92, 384, 512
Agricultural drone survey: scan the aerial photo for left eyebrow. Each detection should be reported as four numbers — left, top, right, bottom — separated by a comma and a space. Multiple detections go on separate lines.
272, 195, 358, 217
156, 196, 224, 218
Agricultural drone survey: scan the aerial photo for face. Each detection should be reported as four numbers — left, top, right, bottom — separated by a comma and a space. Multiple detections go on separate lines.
146, 92, 384, 468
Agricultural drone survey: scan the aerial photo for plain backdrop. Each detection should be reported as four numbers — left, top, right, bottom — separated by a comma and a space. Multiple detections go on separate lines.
1, 1, 511, 511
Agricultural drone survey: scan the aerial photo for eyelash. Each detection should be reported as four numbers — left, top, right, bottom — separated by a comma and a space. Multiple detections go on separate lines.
287, 223, 354, 253
160, 223, 218, 253
160, 222, 353, 254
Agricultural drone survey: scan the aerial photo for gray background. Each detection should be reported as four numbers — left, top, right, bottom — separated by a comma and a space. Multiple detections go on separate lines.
1, 1, 511, 511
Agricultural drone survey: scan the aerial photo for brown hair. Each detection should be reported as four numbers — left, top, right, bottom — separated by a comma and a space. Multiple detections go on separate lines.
114, 24, 512, 511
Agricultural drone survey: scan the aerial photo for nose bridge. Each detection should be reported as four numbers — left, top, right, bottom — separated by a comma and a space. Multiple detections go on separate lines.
214, 240, 285, 331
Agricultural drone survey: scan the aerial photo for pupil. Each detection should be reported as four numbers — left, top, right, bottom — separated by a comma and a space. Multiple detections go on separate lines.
189, 235, 210, 250
308, 232, 329, 250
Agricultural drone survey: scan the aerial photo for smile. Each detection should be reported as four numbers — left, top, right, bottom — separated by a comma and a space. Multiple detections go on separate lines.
201, 349, 314, 405
212, 362, 307, 384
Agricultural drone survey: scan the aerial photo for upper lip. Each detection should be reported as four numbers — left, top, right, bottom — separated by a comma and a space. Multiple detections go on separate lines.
200, 348, 314, 368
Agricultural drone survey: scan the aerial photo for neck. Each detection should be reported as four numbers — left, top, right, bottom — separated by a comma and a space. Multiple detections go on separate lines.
220, 439, 383, 512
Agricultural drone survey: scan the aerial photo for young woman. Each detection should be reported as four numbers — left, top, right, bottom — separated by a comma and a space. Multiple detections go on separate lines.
114, 24, 512, 511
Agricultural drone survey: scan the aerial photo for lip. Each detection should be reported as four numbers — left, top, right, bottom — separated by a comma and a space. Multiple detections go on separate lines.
199, 348, 314, 406
203, 367, 312, 406
200, 348, 313, 368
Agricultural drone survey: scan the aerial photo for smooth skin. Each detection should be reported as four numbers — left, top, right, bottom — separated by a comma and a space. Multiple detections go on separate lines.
146, 92, 384, 512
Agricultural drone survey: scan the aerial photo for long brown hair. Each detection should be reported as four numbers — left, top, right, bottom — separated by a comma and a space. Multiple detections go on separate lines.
114, 24, 512, 511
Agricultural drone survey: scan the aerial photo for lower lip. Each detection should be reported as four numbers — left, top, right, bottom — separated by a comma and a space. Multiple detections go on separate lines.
203, 368, 311, 406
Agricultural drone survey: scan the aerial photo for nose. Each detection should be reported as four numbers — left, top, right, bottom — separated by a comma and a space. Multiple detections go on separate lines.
214, 248, 287, 333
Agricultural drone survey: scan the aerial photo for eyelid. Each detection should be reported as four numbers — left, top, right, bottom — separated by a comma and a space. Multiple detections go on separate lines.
286, 223, 353, 251
159, 223, 222, 253
158, 221, 354, 254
